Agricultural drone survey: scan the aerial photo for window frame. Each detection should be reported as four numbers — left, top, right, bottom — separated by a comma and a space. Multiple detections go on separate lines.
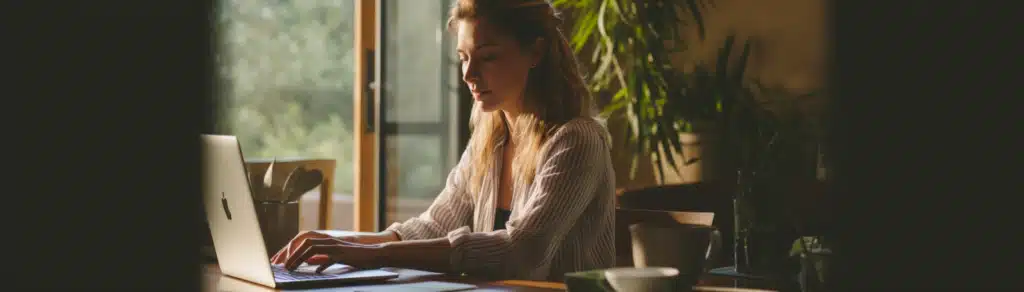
352, 0, 376, 232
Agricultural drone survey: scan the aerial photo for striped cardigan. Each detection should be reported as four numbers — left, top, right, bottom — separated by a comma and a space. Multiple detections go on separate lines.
386, 117, 617, 281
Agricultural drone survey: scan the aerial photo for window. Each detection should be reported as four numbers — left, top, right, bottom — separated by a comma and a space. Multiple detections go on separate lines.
213, 0, 467, 232
376, 0, 462, 229
215, 0, 357, 231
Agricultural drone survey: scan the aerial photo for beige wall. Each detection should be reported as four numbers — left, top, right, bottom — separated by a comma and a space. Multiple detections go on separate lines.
607, 0, 828, 190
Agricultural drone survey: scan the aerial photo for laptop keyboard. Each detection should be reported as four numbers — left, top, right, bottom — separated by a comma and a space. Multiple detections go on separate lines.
271, 265, 345, 281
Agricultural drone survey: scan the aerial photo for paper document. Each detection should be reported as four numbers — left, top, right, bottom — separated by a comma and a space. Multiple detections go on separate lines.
304, 281, 477, 292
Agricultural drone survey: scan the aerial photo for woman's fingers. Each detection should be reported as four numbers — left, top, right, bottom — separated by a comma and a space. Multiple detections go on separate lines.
283, 237, 342, 270
285, 237, 323, 264
270, 250, 282, 264
313, 256, 338, 274
271, 240, 301, 264
287, 233, 321, 252
271, 244, 294, 264
272, 231, 331, 264
307, 254, 332, 265
285, 244, 336, 271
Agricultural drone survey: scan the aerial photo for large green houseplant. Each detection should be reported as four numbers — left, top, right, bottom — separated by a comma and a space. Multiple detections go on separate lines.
553, 0, 826, 276
552, 0, 712, 182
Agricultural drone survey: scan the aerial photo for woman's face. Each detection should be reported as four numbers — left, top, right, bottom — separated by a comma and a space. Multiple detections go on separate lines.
456, 19, 541, 114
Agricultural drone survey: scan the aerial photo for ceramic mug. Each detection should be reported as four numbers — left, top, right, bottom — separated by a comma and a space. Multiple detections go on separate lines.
629, 223, 722, 287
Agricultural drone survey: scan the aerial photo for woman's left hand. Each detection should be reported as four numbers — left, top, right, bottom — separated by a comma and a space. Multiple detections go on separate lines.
281, 237, 388, 272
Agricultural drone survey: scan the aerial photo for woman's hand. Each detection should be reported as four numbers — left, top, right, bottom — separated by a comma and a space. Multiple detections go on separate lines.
270, 231, 333, 265
271, 231, 400, 265
281, 237, 388, 272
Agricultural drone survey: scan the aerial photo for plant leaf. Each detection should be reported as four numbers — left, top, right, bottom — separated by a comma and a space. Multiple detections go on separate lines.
658, 119, 683, 177
685, 0, 706, 40
716, 35, 735, 79
733, 38, 752, 83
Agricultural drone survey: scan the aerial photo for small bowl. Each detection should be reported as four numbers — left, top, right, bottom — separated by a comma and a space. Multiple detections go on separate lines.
604, 267, 680, 292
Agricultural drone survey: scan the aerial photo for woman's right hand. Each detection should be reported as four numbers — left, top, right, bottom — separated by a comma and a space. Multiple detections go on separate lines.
270, 231, 401, 264
271, 231, 333, 265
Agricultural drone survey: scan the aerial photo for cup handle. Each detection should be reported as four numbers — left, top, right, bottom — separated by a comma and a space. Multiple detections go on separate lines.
705, 229, 723, 270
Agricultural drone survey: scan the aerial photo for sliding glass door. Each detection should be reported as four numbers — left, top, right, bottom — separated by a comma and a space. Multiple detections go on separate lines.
375, 0, 463, 230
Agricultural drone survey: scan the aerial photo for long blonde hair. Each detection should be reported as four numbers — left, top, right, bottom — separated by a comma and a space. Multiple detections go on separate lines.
449, 0, 596, 194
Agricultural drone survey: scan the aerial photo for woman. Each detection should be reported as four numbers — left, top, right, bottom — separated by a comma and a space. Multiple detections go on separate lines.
271, 0, 616, 281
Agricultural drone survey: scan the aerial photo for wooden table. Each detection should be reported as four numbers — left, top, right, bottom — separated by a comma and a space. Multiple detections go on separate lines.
203, 263, 776, 291
203, 263, 565, 291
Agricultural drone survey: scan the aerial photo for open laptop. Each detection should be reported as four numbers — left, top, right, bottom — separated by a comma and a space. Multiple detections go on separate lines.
201, 134, 399, 289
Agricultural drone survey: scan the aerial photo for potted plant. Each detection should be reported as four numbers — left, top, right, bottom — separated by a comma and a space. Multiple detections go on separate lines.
790, 235, 832, 292
726, 80, 824, 276
552, 0, 712, 183
679, 37, 824, 276
554, 0, 826, 280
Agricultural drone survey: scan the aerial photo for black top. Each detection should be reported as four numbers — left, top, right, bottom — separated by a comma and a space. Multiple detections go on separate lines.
494, 208, 512, 231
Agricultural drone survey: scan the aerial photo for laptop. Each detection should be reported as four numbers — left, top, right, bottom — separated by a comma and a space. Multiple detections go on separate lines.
201, 134, 400, 289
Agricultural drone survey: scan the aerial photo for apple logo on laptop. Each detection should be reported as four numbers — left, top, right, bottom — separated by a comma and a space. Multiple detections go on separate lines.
221, 192, 233, 220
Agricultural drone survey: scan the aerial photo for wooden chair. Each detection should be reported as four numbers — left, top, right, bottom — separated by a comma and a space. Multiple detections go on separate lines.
616, 181, 734, 268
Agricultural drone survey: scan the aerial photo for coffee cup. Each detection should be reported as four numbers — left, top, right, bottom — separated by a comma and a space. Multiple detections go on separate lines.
629, 223, 722, 288
604, 267, 680, 292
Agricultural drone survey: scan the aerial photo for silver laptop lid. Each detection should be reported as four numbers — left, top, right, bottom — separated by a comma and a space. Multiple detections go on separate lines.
201, 134, 277, 288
